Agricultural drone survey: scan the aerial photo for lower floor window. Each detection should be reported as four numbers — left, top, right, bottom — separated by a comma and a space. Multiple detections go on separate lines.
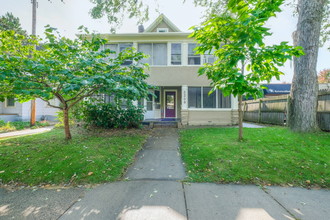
146, 90, 161, 111
188, 87, 231, 108
5, 97, 15, 107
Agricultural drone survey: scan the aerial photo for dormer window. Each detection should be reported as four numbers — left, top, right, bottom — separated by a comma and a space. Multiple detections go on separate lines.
157, 28, 169, 33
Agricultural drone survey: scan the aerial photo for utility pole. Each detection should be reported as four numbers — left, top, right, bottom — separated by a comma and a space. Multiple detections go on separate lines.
30, 0, 37, 126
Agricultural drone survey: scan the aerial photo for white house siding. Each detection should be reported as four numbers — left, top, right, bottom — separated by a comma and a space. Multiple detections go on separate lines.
182, 109, 238, 126
21, 99, 58, 121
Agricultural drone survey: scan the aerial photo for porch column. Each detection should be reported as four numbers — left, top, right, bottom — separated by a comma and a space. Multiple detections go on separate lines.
181, 85, 188, 110
181, 85, 188, 125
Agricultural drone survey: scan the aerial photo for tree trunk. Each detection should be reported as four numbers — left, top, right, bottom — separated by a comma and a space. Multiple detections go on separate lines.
289, 0, 326, 132
63, 108, 72, 140
30, 0, 37, 127
238, 95, 243, 141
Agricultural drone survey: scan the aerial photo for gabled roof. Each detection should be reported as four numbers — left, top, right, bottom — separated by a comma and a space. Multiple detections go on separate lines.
144, 14, 181, 32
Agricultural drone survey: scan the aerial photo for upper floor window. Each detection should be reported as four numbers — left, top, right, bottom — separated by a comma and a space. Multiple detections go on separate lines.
104, 43, 133, 65
119, 43, 133, 65
188, 43, 201, 65
157, 28, 169, 33
138, 43, 167, 66
171, 43, 182, 65
203, 48, 216, 64
104, 44, 118, 59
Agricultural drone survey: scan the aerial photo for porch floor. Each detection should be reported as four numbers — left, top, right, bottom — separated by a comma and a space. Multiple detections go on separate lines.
143, 118, 181, 122
142, 118, 181, 128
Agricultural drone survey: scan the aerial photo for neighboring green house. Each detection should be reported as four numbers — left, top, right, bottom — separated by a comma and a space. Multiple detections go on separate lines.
100, 14, 238, 126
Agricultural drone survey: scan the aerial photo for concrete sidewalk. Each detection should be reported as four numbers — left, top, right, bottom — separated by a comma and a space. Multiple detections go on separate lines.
1, 128, 329, 220
0, 126, 54, 139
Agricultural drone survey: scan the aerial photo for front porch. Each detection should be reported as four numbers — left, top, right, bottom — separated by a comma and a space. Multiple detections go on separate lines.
143, 86, 182, 120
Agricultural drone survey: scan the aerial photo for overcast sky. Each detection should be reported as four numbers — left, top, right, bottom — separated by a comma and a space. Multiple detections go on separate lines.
1, 0, 329, 83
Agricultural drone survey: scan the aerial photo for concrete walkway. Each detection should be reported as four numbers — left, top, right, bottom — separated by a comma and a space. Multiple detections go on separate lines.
0, 126, 54, 139
0, 128, 329, 220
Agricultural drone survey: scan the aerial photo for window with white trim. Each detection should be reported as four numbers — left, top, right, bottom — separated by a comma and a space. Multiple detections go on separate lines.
203, 87, 216, 108
171, 43, 182, 65
188, 87, 201, 108
157, 28, 169, 32
203, 49, 216, 64
147, 94, 153, 111
104, 44, 118, 59
5, 97, 15, 107
138, 43, 167, 66
146, 90, 161, 111
188, 43, 201, 65
188, 87, 231, 108
119, 43, 133, 65
218, 90, 231, 108
104, 43, 133, 65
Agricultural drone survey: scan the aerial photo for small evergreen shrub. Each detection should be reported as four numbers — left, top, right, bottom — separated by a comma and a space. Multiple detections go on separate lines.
82, 103, 144, 129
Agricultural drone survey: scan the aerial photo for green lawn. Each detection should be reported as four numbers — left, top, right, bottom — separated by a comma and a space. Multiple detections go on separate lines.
0, 128, 147, 186
180, 127, 330, 188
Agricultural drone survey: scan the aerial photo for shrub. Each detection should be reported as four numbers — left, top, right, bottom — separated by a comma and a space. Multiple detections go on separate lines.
0, 120, 51, 132
82, 103, 144, 129
0, 122, 16, 132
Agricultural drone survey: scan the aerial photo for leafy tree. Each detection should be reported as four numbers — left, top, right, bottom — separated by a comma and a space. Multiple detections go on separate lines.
0, 27, 151, 140
192, 0, 329, 133
0, 12, 27, 36
89, 0, 149, 32
191, 0, 303, 140
318, 69, 330, 83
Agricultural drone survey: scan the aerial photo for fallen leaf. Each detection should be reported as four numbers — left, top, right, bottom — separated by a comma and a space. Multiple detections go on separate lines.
88, 172, 94, 176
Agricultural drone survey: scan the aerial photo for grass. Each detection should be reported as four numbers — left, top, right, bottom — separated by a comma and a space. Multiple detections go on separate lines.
0, 120, 50, 133
180, 127, 330, 188
0, 127, 147, 186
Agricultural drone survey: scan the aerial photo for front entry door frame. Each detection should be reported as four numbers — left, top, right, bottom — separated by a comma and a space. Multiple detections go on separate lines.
164, 89, 177, 118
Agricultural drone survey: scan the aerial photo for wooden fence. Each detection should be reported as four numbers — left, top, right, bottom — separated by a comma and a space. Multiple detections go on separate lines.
243, 92, 330, 131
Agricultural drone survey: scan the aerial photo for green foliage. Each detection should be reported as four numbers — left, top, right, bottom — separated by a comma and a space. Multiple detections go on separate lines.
0, 128, 147, 185
191, 0, 304, 99
55, 111, 75, 128
0, 120, 50, 133
0, 26, 151, 139
180, 127, 330, 188
0, 12, 27, 36
89, 0, 149, 31
82, 102, 145, 129
318, 68, 330, 83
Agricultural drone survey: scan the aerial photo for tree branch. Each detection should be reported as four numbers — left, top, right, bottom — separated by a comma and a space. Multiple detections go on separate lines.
39, 97, 62, 109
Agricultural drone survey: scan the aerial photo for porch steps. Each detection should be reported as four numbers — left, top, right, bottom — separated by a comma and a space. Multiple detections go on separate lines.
142, 121, 181, 128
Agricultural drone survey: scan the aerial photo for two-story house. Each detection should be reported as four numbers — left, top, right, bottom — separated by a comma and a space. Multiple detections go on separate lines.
101, 14, 238, 126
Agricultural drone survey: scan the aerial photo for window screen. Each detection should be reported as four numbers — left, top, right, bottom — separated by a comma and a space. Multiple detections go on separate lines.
188, 43, 201, 65
188, 87, 201, 108
171, 43, 181, 65
153, 43, 167, 65
203, 87, 216, 108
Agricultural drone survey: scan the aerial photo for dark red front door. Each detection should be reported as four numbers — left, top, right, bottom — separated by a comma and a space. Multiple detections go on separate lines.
165, 91, 176, 118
